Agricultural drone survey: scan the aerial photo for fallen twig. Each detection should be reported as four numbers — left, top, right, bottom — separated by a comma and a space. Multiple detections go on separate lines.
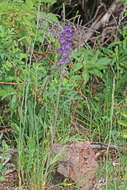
84, 0, 120, 43
0, 142, 126, 156
90, 142, 119, 151
0, 81, 35, 85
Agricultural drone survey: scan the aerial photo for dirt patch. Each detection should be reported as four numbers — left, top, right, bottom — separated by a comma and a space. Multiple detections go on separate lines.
0, 169, 18, 190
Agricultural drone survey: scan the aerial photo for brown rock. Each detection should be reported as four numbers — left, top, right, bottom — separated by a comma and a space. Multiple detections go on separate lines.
52, 141, 99, 190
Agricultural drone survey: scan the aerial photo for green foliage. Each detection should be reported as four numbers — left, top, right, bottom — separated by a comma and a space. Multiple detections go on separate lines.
101, 27, 127, 77
0, 0, 58, 81
70, 47, 112, 86
0, 0, 36, 45
118, 109, 127, 138
0, 0, 59, 187
0, 1, 35, 82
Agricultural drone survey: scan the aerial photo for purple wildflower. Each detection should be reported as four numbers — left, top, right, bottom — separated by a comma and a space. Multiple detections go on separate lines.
59, 37, 66, 43
57, 25, 73, 69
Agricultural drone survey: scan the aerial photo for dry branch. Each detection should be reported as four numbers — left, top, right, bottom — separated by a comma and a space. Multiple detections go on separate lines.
84, 0, 120, 43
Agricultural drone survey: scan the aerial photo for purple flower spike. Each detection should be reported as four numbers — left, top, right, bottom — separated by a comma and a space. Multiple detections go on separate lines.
56, 25, 73, 69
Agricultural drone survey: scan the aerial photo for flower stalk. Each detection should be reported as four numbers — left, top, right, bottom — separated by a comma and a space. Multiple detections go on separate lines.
51, 25, 73, 149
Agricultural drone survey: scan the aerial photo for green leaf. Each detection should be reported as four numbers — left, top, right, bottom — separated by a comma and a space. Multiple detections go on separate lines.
18, 107, 25, 125
47, 13, 59, 22
82, 70, 89, 84
121, 111, 127, 119
11, 122, 20, 134
9, 95, 18, 114
44, 0, 56, 3
0, 176, 6, 181
90, 69, 103, 78
118, 120, 127, 127
96, 57, 111, 68
0, 87, 15, 99
40, 12, 58, 23
122, 134, 127, 138
120, 130, 127, 138
71, 75, 81, 80
73, 63, 82, 72
25, 0, 33, 9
